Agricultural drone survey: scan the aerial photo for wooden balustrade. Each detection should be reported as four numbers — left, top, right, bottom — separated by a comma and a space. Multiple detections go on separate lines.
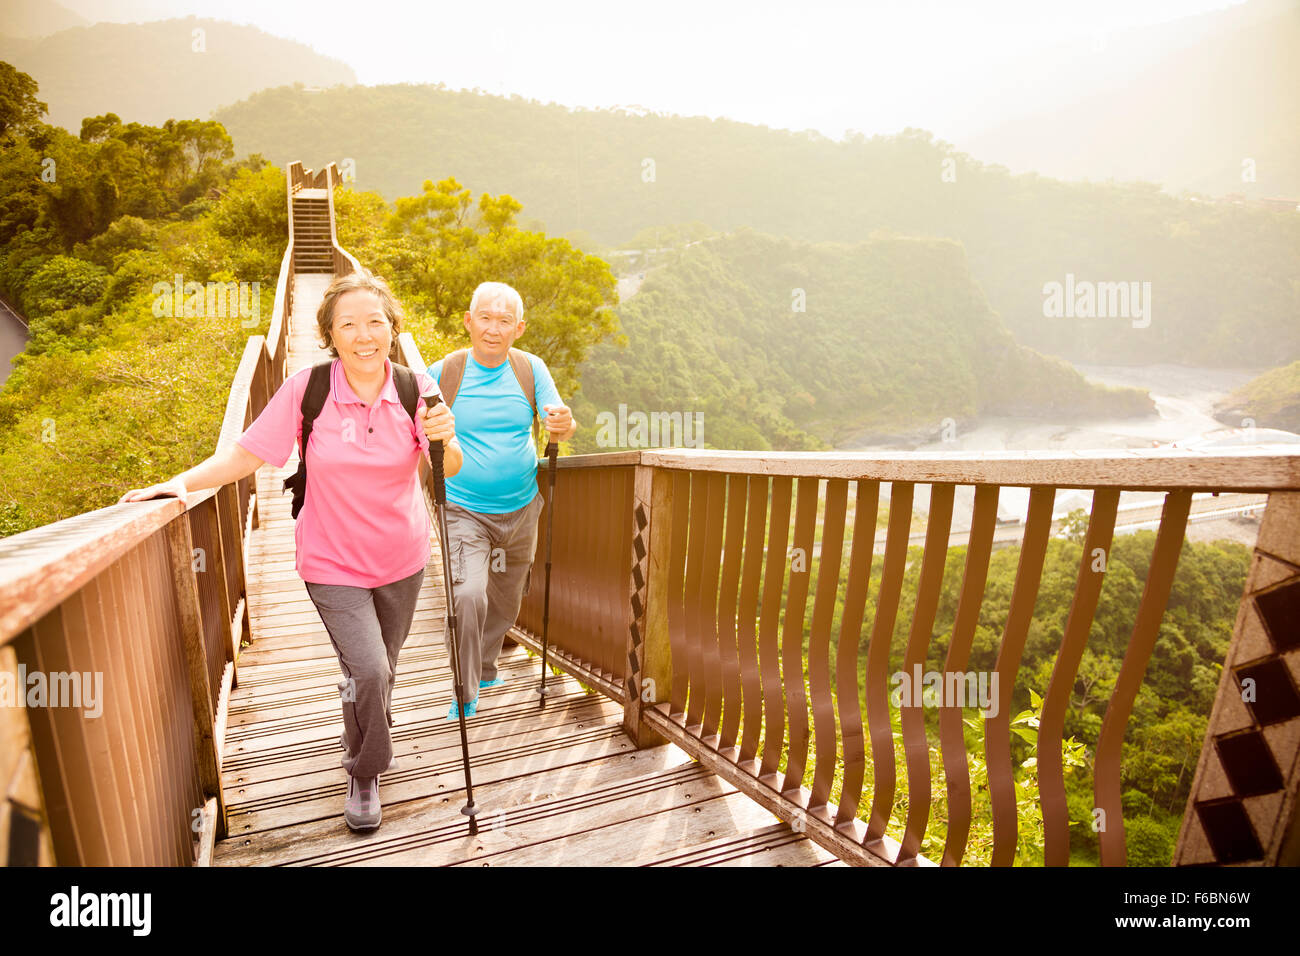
512, 446, 1300, 866
323, 163, 363, 277
514, 458, 637, 701
0, 163, 326, 865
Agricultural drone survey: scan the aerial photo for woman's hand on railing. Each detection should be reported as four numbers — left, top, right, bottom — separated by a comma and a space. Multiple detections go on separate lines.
118, 477, 188, 504
117, 445, 266, 505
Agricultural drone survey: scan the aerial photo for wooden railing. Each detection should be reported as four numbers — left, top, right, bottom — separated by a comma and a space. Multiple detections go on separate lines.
514, 453, 638, 701
287, 160, 332, 194
0, 163, 321, 865
287, 159, 361, 278
0, 354, 276, 865
512, 447, 1300, 866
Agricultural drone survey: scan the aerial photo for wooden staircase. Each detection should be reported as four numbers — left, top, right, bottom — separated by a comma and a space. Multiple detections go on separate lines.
291, 190, 334, 274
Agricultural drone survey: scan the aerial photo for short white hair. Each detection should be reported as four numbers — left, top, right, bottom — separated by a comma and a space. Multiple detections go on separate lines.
469, 281, 524, 322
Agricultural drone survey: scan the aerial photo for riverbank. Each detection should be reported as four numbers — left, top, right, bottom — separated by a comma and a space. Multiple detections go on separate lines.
844, 363, 1272, 454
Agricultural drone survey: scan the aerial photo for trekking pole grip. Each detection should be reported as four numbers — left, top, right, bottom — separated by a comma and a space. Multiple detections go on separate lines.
424, 393, 447, 505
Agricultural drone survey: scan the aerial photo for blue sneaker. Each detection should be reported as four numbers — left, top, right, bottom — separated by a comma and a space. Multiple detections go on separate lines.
446, 699, 478, 720
479, 676, 505, 689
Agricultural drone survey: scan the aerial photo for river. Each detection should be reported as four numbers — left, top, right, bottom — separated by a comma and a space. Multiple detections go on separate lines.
845, 362, 1281, 548
847, 363, 1271, 454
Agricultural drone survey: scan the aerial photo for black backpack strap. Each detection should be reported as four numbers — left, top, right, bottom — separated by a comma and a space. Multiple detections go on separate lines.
283, 361, 333, 519
300, 361, 333, 452
392, 363, 420, 422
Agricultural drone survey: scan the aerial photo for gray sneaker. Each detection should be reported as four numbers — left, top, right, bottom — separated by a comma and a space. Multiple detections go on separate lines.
345, 774, 381, 831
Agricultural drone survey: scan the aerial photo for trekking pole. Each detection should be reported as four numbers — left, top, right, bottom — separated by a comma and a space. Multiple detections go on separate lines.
537, 440, 558, 708
424, 393, 478, 834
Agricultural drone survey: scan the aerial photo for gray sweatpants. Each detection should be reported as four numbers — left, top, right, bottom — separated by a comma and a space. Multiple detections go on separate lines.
443, 490, 545, 703
304, 564, 426, 778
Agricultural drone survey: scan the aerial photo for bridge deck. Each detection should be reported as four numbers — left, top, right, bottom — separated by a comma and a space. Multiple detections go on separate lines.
210, 274, 838, 866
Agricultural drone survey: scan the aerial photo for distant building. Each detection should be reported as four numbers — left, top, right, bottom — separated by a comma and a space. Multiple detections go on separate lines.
1163, 427, 1300, 450
1211, 193, 1298, 212
1255, 197, 1300, 213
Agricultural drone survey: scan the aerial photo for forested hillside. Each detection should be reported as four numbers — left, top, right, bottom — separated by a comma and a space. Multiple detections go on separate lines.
0, 17, 355, 132
571, 230, 1152, 452
1214, 360, 1300, 434
0, 67, 617, 536
0, 94, 286, 534
215, 84, 1300, 368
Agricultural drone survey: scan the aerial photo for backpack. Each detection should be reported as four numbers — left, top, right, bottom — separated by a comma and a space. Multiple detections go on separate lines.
282, 360, 422, 520
437, 347, 540, 446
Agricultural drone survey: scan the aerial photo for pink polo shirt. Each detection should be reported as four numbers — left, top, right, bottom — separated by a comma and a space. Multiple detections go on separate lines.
237, 358, 441, 588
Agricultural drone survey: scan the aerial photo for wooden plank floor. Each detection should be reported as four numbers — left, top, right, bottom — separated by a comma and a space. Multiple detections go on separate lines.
211, 273, 839, 866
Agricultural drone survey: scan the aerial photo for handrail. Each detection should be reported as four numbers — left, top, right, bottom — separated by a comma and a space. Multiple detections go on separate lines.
638, 446, 1300, 490
511, 445, 1300, 867
0, 163, 311, 864
325, 162, 363, 277
0, 313, 290, 647
266, 170, 295, 367
0, 327, 271, 644
0, 495, 191, 644
520, 446, 1300, 489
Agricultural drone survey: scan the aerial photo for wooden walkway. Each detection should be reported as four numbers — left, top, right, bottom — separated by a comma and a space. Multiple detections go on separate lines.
210, 274, 839, 866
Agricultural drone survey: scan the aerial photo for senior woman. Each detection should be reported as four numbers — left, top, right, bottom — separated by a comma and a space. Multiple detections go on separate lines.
119, 270, 460, 833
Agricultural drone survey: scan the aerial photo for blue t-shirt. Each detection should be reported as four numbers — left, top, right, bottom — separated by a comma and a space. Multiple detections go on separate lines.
427, 349, 563, 514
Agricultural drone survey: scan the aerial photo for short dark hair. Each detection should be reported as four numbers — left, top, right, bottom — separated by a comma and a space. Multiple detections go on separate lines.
316, 270, 405, 358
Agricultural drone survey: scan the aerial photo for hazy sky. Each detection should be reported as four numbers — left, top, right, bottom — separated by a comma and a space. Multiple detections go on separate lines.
57, 0, 1245, 141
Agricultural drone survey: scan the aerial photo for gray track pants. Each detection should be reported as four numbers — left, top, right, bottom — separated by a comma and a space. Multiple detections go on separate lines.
304, 564, 426, 778
443, 490, 545, 703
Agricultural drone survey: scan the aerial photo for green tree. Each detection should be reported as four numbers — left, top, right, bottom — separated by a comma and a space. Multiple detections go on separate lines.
1062, 508, 1089, 543
0, 61, 47, 142
22, 255, 107, 315
368, 176, 619, 398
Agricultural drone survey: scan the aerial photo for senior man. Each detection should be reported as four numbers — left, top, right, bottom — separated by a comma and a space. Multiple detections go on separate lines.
428, 281, 576, 719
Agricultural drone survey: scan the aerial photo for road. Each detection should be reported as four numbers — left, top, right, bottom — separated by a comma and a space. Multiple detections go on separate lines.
0, 294, 29, 387
892, 490, 1268, 553
790, 490, 1268, 562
